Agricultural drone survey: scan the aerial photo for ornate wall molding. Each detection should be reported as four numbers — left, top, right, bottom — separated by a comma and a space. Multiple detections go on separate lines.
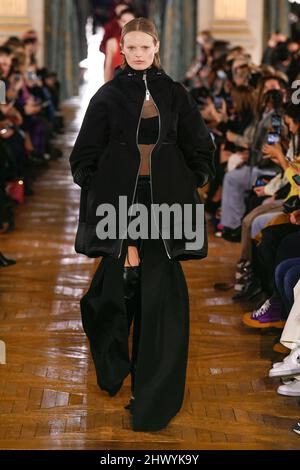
214, 0, 247, 19
0, 0, 27, 16
198, 0, 264, 64
0, 0, 44, 66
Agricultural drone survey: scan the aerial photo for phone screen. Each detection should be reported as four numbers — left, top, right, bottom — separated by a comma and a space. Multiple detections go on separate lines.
27, 71, 37, 81
254, 176, 271, 187
214, 97, 222, 110
292, 174, 300, 186
271, 115, 281, 128
267, 133, 280, 145
217, 70, 227, 80
255, 180, 266, 187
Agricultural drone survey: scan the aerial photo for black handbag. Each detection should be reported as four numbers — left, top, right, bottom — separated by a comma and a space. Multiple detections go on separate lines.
282, 195, 300, 214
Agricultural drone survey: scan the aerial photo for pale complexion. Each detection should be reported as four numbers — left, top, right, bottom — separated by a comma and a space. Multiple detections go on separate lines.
120, 31, 160, 266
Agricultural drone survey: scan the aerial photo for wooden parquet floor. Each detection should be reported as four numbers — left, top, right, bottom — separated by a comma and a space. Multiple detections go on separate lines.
0, 96, 299, 450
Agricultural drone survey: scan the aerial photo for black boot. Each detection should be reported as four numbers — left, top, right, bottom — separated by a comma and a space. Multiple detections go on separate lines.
1, 203, 15, 234
232, 268, 263, 301
124, 395, 135, 414
222, 226, 242, 243
0, 251, 16, 267
125, 314, 140, 414
123, 264, 141, 413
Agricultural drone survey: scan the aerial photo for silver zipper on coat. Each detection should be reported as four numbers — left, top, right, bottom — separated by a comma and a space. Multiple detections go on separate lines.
142, 71, 171, 259
117, 83, 144, 259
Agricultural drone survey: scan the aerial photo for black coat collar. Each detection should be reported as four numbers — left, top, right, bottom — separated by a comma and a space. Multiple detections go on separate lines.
115, 63, 169, 82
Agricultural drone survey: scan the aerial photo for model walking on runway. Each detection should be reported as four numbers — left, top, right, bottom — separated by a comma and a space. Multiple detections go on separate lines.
69, 17, 215, 432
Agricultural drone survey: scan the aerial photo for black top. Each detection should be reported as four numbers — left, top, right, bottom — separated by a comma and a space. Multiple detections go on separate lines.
138, 116, 159, 144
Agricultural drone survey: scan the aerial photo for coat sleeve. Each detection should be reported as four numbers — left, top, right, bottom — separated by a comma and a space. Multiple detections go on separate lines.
175, 82, 216, 188
69, 95, 109, 184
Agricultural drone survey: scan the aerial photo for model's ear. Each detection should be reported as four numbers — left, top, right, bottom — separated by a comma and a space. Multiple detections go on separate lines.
154, 41, 160, 54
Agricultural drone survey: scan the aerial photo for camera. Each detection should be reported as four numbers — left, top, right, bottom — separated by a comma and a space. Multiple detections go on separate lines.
263, 89, 284, 113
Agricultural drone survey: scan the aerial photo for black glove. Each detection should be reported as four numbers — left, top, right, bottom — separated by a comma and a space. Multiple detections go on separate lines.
73, 166, 96, 189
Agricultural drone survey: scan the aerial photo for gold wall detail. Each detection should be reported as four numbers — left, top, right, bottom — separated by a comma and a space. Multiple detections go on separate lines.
0, 0, 44, 65
214, 0, 247, 20
0, 0, 28, 16
198, 0, 263, 64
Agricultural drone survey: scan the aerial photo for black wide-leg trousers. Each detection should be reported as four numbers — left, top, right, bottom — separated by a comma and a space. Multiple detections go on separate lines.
80, 175, 190, 432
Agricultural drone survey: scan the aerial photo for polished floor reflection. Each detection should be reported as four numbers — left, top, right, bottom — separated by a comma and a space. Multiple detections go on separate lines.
0, 95, 299, 450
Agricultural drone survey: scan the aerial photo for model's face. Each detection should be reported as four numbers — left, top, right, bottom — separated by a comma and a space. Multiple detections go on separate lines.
122, 31, 159, 70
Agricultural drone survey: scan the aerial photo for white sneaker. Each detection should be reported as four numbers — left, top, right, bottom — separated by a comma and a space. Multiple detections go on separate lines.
269, 346, 300, 378
277, 379, 300, 396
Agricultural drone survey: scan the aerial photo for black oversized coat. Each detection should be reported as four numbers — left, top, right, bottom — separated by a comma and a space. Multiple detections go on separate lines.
69, 63, 216, 261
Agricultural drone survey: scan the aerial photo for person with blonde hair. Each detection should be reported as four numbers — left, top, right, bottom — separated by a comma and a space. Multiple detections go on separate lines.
69, 17, 215, 432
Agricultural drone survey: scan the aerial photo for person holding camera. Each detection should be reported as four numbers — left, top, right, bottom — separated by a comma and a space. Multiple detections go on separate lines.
233, 102, 300, 300
242, 104, 300, 327
219, 78, 287, 242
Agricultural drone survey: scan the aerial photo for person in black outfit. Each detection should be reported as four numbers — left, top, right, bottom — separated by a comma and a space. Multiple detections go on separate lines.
69, 17, 215, 432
